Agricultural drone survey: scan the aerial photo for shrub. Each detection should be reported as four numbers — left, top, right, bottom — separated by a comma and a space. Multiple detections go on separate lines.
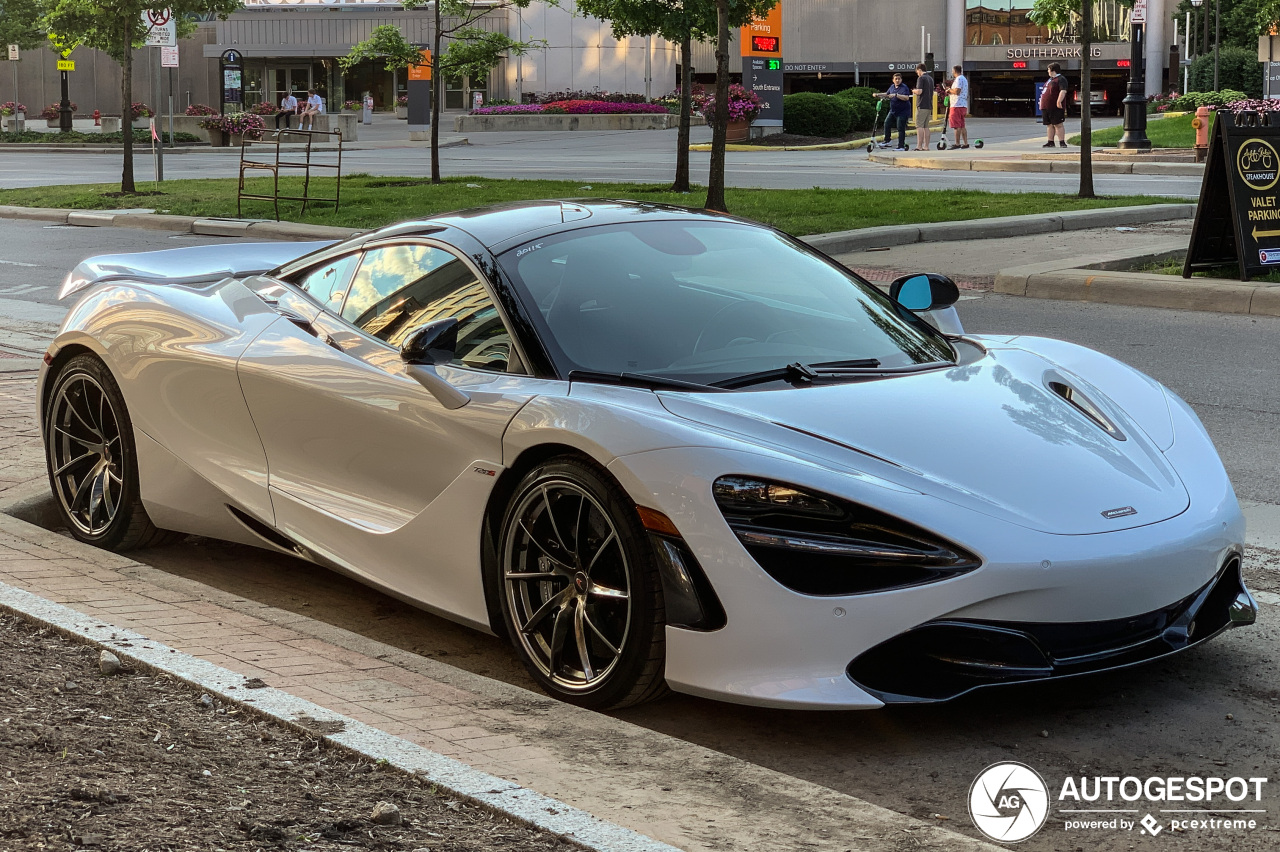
700, 84, 762, 123
130, 103, 153, 120
834, 86, 880, 132
782, 92, 853, 137
396, 95, 408, 107
342, 100, 361, 112
1170, 89, 1247, 111
1189, 48, 1263, 99
39, 102, 77, 120
0, 101, 27, 116
533, 90, 648, 105
185, 103, 217, 116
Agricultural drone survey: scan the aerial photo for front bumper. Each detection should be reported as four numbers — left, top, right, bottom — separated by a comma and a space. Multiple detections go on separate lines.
847, 554, 1255, 703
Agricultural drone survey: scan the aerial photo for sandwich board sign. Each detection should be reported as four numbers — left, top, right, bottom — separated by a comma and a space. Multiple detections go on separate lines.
1185, 110, 1280, 281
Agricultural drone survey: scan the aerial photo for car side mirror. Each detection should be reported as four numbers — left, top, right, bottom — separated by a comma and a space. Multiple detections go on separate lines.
400, 317, 459, 366
399, 318, 470, 410
888, 273, 960, 312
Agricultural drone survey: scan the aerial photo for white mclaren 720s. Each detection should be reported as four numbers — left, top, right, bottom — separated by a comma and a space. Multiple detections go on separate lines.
41, 200, 1255, 710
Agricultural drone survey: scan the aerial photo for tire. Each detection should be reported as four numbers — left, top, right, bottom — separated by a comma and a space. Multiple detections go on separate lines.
44, 354, 175, 551
497, 457, 668, 710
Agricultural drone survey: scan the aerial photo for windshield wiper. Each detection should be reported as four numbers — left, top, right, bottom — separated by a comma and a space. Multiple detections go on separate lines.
713, 359, 953, 390
567, 370, 720, 392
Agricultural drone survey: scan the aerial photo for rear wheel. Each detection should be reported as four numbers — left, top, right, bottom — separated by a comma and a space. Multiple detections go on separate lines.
498, 458, 667, 710
44, 354, 174, 551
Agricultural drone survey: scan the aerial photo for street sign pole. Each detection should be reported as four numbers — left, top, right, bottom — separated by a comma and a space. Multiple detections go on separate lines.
153, 48, 163, 181
59, 69, 72, 132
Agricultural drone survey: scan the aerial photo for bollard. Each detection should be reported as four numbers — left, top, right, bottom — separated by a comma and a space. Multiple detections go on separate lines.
1193, 106, 1210, 163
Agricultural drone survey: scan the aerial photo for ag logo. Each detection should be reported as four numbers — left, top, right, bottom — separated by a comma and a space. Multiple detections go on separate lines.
1237, 139, 1280, 191
969, 761, 1050, 843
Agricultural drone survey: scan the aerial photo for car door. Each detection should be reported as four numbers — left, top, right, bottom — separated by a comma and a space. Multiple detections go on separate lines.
236, 240, 546, 628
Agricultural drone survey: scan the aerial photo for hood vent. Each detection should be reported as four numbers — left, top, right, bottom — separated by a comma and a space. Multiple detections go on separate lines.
1048, 380, 1126, 441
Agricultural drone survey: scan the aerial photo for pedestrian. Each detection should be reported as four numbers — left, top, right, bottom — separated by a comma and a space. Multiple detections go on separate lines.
362, 92, 374, 126
300, 89, 323, 131
912, 63, 934, 150
1040, 63, 1070, 148
947, 65, 970, 148
875, 72, 912, 151
276, 90, 298, 130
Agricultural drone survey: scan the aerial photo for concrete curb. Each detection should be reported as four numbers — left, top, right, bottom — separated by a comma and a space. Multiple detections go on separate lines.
803, 203, 1195, 255
0, 205, 363, 241
869, 152, 1205, 175
0, 579, 680, 852
995, 250, 1280, 317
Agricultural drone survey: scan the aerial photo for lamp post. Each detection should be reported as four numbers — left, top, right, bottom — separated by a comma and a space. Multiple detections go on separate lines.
1118, 5, 1150, 149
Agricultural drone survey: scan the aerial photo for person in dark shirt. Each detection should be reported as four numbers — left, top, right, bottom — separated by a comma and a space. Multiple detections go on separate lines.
913, 63, 935, 150
876, 73, 913, 151
1041, 62, 1070, 148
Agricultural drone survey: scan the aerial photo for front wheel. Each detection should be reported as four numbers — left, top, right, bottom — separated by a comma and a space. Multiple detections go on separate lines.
44, 354, 173, 551
498, 458, 667, 709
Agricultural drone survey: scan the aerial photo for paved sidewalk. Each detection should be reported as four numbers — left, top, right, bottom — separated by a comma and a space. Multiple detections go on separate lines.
0, 369, 997, 852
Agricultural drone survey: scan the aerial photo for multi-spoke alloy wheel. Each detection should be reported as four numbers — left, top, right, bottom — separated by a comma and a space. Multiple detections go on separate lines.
499, 459, 667, 709
44, 355, 170, 551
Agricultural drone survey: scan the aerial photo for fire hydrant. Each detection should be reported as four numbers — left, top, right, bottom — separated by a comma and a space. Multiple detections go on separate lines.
1192, 105, 1210, 163
93, 109, 100, 126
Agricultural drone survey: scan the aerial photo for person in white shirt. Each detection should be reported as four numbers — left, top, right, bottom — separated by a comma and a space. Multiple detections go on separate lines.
299, 89, 323, 131
947, 65, 970, 149
276, 91, 298, 130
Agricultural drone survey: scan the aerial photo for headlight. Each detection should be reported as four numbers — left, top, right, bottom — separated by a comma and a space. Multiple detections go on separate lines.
713, 476, 980, 596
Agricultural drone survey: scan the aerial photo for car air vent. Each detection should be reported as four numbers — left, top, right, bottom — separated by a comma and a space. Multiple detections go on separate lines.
1047, 380, 1126, 441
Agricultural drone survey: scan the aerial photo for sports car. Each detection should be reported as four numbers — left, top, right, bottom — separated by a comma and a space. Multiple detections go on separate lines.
40, 200, 1256, 710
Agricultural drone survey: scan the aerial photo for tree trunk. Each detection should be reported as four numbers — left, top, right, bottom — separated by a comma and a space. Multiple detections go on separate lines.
121, 37, 135, 194
431, 2, 442, 184
671, 33, 692, 193
1079, 0, 1094, 198
704, 0, 729, 213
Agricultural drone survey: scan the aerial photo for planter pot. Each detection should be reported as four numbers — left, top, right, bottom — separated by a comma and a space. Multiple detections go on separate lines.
133, 119, 151, 130
46, 119, 59, 128
99, 117, 121, 135
395, 106, 409, 119
726, 119, 749, 142
229, 132, 244, 148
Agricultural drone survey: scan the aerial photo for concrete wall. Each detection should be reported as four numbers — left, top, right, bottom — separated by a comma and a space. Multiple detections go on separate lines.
2, 24, 220, 119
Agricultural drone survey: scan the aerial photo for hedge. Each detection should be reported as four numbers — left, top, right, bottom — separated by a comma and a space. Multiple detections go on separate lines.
783, 92, 854, 137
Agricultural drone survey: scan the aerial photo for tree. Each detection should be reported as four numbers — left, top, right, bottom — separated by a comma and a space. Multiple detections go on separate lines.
0, 0, 46, 51
43, 0, 241, 193
343, 3, 545, 185
1028, 0, 1094, 198
574, 0, 715, 192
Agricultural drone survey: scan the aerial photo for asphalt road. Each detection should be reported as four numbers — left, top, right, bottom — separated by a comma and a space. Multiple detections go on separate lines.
3, 222, 1279, 851
0, 117, 1202, 197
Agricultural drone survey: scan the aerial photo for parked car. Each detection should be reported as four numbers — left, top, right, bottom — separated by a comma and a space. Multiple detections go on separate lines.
42, 201, 1256, 710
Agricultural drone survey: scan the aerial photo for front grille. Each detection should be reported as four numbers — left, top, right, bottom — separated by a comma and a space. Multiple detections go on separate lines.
847, 555, 1252, 703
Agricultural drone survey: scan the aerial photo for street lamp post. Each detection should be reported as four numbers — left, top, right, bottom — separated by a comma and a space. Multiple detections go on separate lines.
1118, 10, 1151, 149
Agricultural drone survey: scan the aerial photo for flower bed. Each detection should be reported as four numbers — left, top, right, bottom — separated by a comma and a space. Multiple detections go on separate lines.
1226, 98, 1280, 113
197, 112, 266, 140
185, 103, 218, 117
39, 102, 77, 120
250, 101, 279, 116
700, 84, 761, 123
1, 101, 27, 117
471, 100, 668, 116
131, 103, 153, 121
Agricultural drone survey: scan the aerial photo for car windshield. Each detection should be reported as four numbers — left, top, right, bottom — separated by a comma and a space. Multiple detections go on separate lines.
499, 219, 955, 387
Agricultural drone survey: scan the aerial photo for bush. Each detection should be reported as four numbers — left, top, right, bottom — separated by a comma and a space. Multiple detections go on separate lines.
1189, 48, 1263, 99
834, 86, 879, 132
533, 90, 648, 105
38, 102, 77, 120
185, 103, 217, 116
1170, 89, 1247, 111
130, 102, 153, 120
782, 92, 853, 137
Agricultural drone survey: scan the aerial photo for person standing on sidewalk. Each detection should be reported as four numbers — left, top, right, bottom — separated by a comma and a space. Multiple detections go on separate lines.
947, 65, 970, 148
913, 63, 934, 150
1040, 63, 1070, 148
875, 73, 913, 150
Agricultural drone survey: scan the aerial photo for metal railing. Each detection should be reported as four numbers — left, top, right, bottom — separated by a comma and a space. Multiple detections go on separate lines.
237, 128, 343, 220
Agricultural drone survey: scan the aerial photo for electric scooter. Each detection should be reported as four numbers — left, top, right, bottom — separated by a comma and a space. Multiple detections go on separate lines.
866, 98, 885, 154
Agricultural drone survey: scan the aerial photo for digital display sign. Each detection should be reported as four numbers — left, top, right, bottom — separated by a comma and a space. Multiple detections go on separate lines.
767, 59, 781, 70
1012, 61, 1027, 69
751, 36, 780, 53
1117, 59, 1131, 67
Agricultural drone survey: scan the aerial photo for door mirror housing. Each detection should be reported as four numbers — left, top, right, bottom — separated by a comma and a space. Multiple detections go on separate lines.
400, 317, 459, 366
888, 273, 960, 312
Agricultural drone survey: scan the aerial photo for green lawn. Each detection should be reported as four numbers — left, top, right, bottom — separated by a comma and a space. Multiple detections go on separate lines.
0, 175, 1174, 236
1137, 256, 1280, 283
1068, 112, 1212, 149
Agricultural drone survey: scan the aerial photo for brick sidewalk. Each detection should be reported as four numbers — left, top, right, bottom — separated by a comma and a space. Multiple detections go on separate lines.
0, 368, 995, 852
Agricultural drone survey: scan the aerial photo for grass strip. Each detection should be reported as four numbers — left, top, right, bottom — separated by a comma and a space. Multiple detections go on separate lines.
1069, 112, 1213, 149
0, 175, 1171, 236
1136, 256, 1280, 283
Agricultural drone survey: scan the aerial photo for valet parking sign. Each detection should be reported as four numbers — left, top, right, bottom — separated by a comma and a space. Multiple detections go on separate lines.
968, 761, 1269, 844
1185, 110, 1280, 279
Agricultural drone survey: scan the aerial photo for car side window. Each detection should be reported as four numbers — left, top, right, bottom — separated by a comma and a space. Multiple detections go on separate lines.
344, 244, 520, 373
292, 253, 360, 312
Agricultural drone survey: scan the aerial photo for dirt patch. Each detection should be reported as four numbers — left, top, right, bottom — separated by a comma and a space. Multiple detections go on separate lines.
0, 612, 577, 852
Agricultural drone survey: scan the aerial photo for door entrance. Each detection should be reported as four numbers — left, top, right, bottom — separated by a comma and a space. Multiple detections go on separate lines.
270, 66, 313, 108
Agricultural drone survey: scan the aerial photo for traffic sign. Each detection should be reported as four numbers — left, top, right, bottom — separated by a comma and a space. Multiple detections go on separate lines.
7, 45, 18, 61
48, 34, 76, 58
1131, 0, 1146, 24
143, 9, 177, 47
57, 60, 75, 71
161, 46, 179, 68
